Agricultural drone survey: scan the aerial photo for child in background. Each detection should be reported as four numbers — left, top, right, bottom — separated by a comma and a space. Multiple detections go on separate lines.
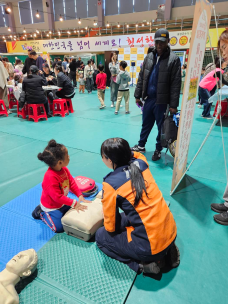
32, 139, 90, 233
79, 74, 85, 93
115, 61, 131, 115
96, 64, 107, 109
8, 72, 15, 95
13, 74, 23, 101
197, 67, 205, 106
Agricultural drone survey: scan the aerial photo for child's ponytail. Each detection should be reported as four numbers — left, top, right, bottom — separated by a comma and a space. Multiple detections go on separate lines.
37, 139, 66, 167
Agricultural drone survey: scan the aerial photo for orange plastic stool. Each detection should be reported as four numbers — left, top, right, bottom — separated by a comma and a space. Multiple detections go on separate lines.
17, 101, 28, 119
66, 98, 74, 113
0, 100, 8, 117
28, 104, 47, 122
53, 99, 69, 117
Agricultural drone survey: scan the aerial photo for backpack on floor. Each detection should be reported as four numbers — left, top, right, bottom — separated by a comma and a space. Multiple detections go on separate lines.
160, 114, 178, 149
72, 176, 99, 197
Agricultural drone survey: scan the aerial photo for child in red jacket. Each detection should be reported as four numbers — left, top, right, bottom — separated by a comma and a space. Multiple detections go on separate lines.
32, 139, 89, 232
96, 64, 107, 109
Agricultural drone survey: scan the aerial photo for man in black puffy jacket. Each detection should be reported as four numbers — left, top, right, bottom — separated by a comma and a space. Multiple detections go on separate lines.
132, 29, 181, 161
22, 65, 51, 117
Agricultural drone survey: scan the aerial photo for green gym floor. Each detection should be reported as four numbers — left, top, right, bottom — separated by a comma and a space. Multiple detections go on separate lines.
0, 88, 227, 304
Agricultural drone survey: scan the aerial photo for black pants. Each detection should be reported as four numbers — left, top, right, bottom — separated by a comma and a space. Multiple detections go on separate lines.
56, 89, 75, 99
86, 78, 93, 93
138, 98, 167, 151
96, 213, 175, 273
69, 71, 77, 87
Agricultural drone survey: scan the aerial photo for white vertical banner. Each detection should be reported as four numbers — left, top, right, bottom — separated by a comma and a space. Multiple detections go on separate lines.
171, 0, 212, 194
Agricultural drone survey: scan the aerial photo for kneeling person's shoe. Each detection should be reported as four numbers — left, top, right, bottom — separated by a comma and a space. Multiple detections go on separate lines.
131, 145, 146, 153
152, 150, 161, 161
32, 205, 42, 220
141, 262, 160, 274
166, 243, 180, 268
211, 203, 228, 213
214, 211, 228, 225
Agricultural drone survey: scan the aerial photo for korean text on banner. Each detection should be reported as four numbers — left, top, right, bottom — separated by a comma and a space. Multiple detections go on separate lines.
171, 0, 212, 194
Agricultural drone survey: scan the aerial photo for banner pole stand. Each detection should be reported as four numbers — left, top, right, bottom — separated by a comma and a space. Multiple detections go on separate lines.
170, 106, 222, 195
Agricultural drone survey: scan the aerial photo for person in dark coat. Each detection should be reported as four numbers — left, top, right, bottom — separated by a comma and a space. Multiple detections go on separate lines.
132, 29, 181, 161
42, 63, 57, 102
54, 65, 75, 99
69, 58, 77, 88
22, 65, 51, 116
22, 50, 36, 75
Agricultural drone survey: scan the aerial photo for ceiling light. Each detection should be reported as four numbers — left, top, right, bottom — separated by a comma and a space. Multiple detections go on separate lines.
30, 34, 32, 37
156, 27, 158, 29
14, 35, 16, 38
36, 10, 40, 18
85, 26, 88, 30
126, 24, 129, 28
74, 30, 76, 33
117, 23, 120, 28
24, 34, 27, 36
6, 5, 11, 13
3, 36, 5, 39
59, 14, 63, 22
36, 30, 39, 33
67, 31, 71, 34
46, 34, 49, 37
136, 23, 138, 27
23, 36, 25, 39
10, 35, 12, 38
58, 32, 61, 35
147, 21, 150, 24
4, 39, 6, 42
142, 23, 144, 27
106, 22, 109, 27
77, 30, 79, 33
78, 18, 81, 24
14, 38, 16, 41
33, 33, 36, 37
49, 31, 52, 34
8, 27, 11, 32
93, 20, 97, 26
23, 28, 26, 33
81, 30, 83, 32
54, 38, 56, 39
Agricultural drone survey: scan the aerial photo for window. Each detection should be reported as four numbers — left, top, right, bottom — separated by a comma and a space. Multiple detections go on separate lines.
18, 0, 44, 25
105, 0, 118, 16
0, 5, 9, 27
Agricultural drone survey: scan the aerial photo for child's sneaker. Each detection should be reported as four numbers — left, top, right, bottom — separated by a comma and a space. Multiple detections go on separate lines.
115, 111, 118, 115
120, 105, 123, 107
125, 111, 130, 114
111, 103, 114, 108
32, 205, 42, 220
100, 105, 106, 109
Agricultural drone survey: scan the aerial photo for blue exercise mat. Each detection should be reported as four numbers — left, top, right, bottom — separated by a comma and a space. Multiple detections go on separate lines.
0, 181, 103, 271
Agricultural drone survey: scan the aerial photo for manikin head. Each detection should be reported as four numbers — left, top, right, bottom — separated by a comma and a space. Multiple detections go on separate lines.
6, 249, 38, 279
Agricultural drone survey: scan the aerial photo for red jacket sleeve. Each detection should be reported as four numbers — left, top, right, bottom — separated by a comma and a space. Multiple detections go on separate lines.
44, 177, 77, 207
96, 74, 99, 85
64, 167, 82, 198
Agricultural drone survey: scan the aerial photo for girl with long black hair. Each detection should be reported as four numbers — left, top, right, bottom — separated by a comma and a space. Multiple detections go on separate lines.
96, 138, 179, 275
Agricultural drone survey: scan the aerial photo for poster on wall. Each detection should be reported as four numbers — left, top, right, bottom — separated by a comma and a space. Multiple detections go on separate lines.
119, 47, 148, 84
171, 0, 212, 195
173, 51, 186, 66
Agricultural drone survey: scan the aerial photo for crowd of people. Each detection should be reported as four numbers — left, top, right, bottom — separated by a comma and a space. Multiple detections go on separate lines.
0, 27, 228, 280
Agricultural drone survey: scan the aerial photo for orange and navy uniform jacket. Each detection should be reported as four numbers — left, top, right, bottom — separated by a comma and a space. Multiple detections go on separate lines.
102, 152, 177, 255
